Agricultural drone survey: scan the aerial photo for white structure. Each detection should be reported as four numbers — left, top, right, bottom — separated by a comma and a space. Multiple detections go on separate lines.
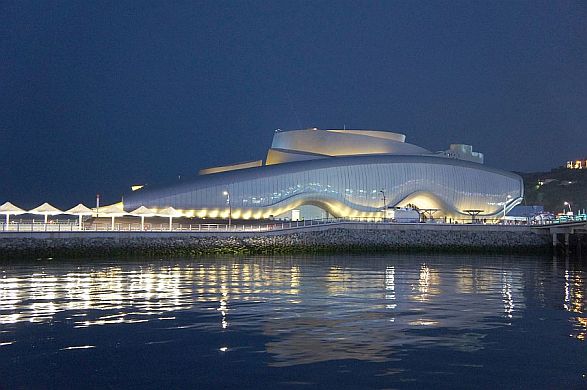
94, 203, 128, 230
0, 202, 26, 224
29, 202, 62, 224
155, 207, 182, 230
125, 129, 523, 221
130, 206, 157, 230
65, 203, 93, 229
384, 208, 421, 223
436, 144, 484, 164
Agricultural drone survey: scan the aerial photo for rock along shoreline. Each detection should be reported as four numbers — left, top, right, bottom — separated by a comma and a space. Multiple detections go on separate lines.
0, 226, 552, 260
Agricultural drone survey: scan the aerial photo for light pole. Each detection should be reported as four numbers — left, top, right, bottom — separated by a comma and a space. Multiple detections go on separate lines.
503, 194, 512, 223
380, 190, 386, 222
564, 201, 572, 214
223, 191, 231, 228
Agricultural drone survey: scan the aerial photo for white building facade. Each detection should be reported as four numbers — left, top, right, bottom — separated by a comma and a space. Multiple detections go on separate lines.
124, 129, 523, 220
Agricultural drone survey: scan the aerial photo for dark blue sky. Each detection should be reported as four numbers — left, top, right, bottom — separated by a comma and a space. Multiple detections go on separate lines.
1, 1, 586, 208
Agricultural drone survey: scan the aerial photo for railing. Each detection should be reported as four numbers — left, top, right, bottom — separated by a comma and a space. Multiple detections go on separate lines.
0, 217, 419, 233
1, 215, 585, 233
0, 218, 360, 233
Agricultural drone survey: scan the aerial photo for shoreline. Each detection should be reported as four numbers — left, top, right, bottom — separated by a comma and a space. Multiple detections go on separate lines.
0, 223, 553, 259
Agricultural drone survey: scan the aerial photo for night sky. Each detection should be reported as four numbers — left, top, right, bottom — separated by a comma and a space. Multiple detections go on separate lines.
2, 1, 586, 208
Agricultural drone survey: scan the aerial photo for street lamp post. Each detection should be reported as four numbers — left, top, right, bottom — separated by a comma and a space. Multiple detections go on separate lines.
503, 194, 512, 224
223, 191, 231, 228
380, 190, 386, 222
564, 201, 572, 214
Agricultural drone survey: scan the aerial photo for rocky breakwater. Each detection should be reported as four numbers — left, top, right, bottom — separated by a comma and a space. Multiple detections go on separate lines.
0, 226, 551, 259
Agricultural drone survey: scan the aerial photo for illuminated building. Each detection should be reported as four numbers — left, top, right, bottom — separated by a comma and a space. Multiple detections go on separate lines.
124, 129, 523, 219
566, 159, 587, 169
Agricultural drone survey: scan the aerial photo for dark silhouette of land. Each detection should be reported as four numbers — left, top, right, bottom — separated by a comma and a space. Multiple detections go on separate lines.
519, 167, 586, 213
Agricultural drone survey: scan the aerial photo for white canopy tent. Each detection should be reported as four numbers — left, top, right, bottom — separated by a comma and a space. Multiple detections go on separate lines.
155, 207, 182, 230
29, 202, 62, 224
0, 202, 26, 224
130, 206, 157, 231
65, 203, 93, 230
93, 203, 128, 230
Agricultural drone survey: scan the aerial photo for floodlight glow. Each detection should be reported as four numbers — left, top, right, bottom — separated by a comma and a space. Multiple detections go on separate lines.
123, 129, 523, 220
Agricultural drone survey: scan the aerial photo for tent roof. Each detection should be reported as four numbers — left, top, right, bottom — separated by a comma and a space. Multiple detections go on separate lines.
94, 203, 128, 217
155, 206, 182, 217
29, 202, 62, 215
65, 203, 93, 215
0, 202, 26, 215
130, 206, 157, 216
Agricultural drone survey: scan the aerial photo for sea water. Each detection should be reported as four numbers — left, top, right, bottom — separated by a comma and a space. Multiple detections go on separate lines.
0, 254, 585, 388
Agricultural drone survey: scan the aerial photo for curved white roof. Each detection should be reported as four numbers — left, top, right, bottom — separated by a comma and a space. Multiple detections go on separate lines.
266, 128, 431, 165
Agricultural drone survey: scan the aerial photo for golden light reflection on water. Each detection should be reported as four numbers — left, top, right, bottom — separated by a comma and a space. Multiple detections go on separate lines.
0, 257, 585, 367
563, 266, 586, 342
411, 264, 441, 302
0, 261, 305, 328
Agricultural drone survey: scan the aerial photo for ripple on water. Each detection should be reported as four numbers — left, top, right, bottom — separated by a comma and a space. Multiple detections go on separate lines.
0, 255, 585, 388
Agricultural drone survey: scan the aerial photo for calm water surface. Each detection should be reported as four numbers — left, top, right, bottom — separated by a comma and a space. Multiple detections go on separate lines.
0, 254, 586, 389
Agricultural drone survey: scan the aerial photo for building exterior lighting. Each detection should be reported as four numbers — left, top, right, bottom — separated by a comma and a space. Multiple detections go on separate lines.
124, 129, 523, 221
223, 191, 231, 227
380, 190, 386, 221
503, 195, 512, 223
566, 160, 587, 169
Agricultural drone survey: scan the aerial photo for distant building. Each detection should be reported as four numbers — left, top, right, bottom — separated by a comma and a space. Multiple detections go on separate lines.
566, 159, 587, 169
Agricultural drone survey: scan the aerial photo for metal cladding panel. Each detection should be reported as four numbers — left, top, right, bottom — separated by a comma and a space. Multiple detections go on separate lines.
124, 155, 523, 218
270, 129, 430, 157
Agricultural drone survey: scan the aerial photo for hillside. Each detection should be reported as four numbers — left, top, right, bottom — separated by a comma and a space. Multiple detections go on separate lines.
518, 168, 587, 213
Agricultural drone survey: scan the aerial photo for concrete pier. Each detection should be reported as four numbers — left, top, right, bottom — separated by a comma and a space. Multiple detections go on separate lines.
0, 222, 554, 259
543, 221, 587, 254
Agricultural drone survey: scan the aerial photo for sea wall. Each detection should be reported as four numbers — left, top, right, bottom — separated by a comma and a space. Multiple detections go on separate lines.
0, 225, 552, 259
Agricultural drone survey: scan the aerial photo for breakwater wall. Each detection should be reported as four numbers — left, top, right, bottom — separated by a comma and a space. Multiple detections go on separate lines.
0, 223, 551, 259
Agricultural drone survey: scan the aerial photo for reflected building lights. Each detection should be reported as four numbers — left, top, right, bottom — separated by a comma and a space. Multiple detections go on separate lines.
564, 270, 571, 312
290, 266, 300, 296
419, 265, 430, 296
411, 264, 440, 302
0, 258, 583, 365
385, 266, 396, 310
0, 260, 311, 327
0, 265, 198, 327
563, 267, 586, 341
456, 267, 474, 294
502, 271, 514, 320
219, 284, 229, 329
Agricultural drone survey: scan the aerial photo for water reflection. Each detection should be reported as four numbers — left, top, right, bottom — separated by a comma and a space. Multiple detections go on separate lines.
0, 255, 585, 367
563, 260, 586, 341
